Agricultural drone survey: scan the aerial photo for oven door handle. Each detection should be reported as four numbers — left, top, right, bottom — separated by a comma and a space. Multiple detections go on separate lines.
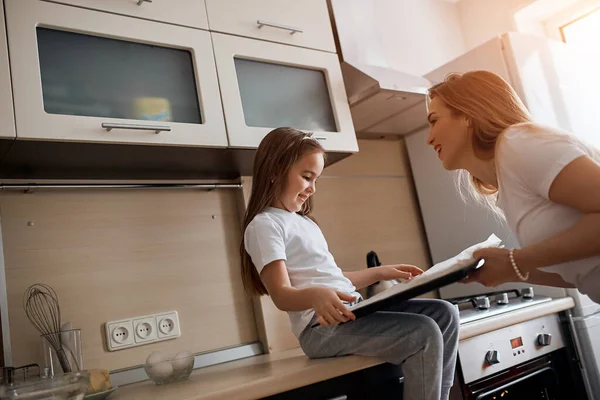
475, 367, 555, 400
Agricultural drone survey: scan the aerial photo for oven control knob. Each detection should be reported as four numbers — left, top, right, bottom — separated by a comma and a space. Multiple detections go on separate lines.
485, 350, 500, 365
476, 297, 490, 310
522, 287, 534, 299
496, 293, 509, 305
537, 333, 552, 346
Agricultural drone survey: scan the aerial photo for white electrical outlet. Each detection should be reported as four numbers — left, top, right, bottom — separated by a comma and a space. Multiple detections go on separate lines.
105, 310, 180, 351
106, 319, 135, 351
132, 316, 158, 344
156, 311, 181, 339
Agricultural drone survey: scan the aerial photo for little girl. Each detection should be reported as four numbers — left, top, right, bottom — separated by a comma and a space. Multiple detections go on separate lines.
241, 127, 459, 400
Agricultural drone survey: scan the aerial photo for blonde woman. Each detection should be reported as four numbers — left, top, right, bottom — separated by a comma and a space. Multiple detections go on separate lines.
426, 70, 600, 303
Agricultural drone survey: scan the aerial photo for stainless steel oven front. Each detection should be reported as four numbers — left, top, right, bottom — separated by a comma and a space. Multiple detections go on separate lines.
454, 313, 587, 400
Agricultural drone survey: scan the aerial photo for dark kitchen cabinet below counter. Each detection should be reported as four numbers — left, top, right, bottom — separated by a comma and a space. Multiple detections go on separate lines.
262, 363, 404, 400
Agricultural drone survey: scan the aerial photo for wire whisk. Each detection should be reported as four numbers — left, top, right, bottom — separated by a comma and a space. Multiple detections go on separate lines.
23, 284, 72, 373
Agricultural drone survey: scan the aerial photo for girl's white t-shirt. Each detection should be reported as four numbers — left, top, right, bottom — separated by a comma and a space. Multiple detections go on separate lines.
244, 207, 359, 337
496, 124, 600, 303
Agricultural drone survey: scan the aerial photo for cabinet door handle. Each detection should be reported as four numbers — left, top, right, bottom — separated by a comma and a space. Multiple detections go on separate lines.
314, 136, 327, 141
137, 0, 152, 5
256, 20, 303, 35
101, 122, 170, 134
326, 396, 347, 400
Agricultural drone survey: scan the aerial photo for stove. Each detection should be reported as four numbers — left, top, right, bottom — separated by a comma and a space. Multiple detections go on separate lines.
446, 287, 588, 400
447, 287, 552, 324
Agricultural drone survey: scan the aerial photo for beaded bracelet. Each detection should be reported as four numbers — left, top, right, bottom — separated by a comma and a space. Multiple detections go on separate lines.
509, 249, 529, 281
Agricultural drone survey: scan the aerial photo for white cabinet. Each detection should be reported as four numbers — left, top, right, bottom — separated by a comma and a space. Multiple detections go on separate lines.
48, 0, 209, 30
212, 33, 358, 152
205, 0, 336, 53
5, 0, 227, 147
0, 0, 15, 139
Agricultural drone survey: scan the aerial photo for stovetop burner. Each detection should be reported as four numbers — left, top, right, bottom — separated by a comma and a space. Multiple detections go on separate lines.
446, 287, 552, 324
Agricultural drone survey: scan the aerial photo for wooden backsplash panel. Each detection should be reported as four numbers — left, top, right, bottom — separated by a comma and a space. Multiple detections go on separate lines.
314, 138, 431, 279
314, 177, 429, 272
322, 139, 411, 177
1, 189, 257, 370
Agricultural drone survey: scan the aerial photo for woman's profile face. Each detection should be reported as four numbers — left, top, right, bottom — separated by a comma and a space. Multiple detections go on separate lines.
426, 96, 471, 171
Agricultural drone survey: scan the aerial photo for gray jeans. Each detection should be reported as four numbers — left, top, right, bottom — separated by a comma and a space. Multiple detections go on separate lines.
298, 298, 460, 400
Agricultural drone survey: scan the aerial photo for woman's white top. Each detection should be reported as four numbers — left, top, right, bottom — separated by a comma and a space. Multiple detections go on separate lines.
496, 123, 600, 303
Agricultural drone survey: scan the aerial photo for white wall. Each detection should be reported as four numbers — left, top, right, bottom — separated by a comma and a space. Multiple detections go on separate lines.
332, 0, 467, 76
381, 0, 467, 75
457, 0, 535, 50
457, 0, 599, 51
518, 0, 600, 40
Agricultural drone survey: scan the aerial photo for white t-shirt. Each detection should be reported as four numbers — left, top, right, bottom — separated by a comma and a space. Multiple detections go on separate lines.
244, 207, 360, 337
496, 123, 600, 302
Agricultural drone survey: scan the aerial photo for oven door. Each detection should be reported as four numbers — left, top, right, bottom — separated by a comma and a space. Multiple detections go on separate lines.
474, 367, 558, 400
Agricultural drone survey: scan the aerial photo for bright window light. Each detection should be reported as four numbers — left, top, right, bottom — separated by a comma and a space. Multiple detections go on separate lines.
560, 7, 600, 50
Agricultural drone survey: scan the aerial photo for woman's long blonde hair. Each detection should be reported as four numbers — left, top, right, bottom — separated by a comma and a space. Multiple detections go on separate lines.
240, 127, 325, 296
427, 71, 533, 208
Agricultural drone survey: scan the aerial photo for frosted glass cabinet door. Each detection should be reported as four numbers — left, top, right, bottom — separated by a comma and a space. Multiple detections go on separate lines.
212, 33, 358, 152
0, 0, 15, 139
234, 58, 337, 132
5, 0, 226, 147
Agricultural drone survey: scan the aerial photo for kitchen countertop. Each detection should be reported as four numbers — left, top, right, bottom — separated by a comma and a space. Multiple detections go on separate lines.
109, 347, 384, 400
110, 297, 575, 400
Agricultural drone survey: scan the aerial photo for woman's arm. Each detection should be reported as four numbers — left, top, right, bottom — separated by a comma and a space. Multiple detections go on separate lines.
516, 156, 600, 272
468, 156, 600, 287
517, 269, 575, 288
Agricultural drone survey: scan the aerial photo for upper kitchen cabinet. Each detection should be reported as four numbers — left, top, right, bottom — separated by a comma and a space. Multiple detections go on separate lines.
0, 0, 15, 140
5, 0, 227, 147
212, 33, 358, 152
47, 0, 209, 30
205, 0, 336, 53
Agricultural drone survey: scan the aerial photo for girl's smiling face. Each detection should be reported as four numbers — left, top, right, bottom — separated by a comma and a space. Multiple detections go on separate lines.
273, 151, 324, 212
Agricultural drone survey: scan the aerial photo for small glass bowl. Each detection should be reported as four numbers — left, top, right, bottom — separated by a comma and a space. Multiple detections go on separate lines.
0, 371, 90, 400
143, 354, 194, 385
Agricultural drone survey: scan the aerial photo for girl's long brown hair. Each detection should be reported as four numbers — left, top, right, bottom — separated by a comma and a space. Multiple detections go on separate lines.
240, 127, 325, 296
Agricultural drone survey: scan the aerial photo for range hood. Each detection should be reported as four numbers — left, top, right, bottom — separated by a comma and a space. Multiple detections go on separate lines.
339, 61, 431, 137
329, 0, 431, 137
